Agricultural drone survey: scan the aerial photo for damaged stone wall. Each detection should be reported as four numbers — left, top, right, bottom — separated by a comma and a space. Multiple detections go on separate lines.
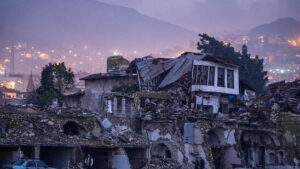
0, 106, 148, 169
81, 77, 137, 113
140, 111, 299, 169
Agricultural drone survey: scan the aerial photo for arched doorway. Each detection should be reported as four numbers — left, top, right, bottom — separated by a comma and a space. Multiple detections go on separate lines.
207, 128, 225, 169
63, 121, 86, 136
152, 143, 171, 159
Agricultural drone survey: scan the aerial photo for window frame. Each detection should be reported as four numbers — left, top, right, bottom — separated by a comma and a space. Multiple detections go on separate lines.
227, 69, 234, 89
217, 67, 225, 87
200, 66, 209, 85
208, 66, 215, 86
196, 65, 202, 84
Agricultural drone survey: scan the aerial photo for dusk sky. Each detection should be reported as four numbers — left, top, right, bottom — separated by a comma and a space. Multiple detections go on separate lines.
99, 0, 300, 33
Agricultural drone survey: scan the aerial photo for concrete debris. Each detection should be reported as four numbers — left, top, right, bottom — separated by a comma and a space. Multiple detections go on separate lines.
101, 118, 112, 129
142, 159, 182, 169
1, 54, 300, 169
0, 106, 147, 147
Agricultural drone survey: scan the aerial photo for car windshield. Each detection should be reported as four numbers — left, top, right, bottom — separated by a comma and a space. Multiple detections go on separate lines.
13, 160, 25, 166
36, 161, 47, 168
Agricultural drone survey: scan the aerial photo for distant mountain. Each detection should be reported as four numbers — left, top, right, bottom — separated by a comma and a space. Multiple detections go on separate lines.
248, 17, 300, 38
0, 0, 196, 55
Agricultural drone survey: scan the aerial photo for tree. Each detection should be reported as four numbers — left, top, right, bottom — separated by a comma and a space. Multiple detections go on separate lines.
197, 33, 268, 93
37, 62, 74, 106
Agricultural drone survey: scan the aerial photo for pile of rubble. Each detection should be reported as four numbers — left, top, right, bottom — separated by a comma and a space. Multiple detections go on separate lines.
142, 159, 183, 169
0, 105, 147, 147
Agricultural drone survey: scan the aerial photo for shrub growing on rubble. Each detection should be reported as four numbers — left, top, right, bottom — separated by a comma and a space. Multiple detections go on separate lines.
37, 62, 74, 106
197, 33, 268, 94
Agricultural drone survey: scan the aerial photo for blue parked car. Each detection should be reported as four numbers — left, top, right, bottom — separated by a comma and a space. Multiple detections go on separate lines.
2, 159, 57, 169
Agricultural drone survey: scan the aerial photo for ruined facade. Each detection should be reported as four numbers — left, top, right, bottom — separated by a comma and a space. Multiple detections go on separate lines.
1, 53, 300, 169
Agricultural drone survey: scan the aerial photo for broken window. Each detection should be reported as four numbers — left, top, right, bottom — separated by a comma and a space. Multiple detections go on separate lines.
153, 143, 171, 159
217, 68, 225, 87
227, 69, 234, 88
200, 66, 208, 85
192, 65, 198, 84
125, 98, 131, 115
208, 67, 215, 86
220, 104, 228, 114
117, 97, 122, 114
193, 65, 216, 86
203, 105, 213, 113
196, 65, 202, 84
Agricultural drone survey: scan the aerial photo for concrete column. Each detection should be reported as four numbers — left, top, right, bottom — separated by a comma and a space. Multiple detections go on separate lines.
225, 68, 228, 88
70, 147, 77, 164
122, 98, 126, 115
114, 97, 117, 114
34, 145, 40, 159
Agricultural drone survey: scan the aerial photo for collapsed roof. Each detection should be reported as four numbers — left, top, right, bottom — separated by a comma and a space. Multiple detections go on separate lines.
128, 52, 239, 89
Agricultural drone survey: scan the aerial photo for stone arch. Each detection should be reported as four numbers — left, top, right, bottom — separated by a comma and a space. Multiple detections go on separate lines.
207, 128, 225, 146
152, 143, 172, 159
63, 121, 87, 136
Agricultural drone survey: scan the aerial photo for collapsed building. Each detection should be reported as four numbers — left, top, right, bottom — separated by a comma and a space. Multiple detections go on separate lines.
1, 53, 300, 169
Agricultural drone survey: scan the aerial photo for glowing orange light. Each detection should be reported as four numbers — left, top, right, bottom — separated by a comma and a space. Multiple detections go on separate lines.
268, 76, 273, 80
25, 53, 32, 58
83, 45, 88, 50
288, 40, 297, 46
133, 50, 137, 54
4, 59, 10, 63
268, 55, 274, 63
222, 42, 229, 46
40, 53, 50, 60
9, 81, 15, 89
